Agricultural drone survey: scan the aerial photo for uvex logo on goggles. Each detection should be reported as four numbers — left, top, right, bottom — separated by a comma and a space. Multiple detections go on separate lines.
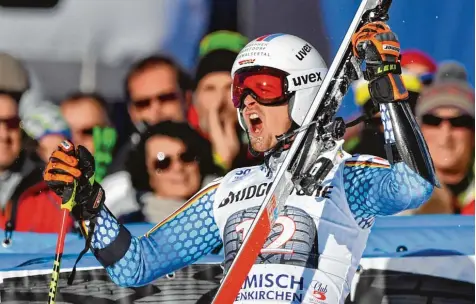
291, 71, 323, 87
286, 68, 327, 92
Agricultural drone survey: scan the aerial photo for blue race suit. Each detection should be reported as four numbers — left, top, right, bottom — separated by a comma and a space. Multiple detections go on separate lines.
82, 104, 433, 304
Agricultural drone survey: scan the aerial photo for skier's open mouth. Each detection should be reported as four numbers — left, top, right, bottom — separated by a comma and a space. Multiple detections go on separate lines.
248, 113, 263, 135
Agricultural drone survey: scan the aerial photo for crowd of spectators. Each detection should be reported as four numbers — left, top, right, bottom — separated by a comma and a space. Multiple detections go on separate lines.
0, 28, 472, 241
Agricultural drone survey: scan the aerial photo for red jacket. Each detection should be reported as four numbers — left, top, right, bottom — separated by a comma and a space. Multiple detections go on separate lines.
0, 180, 74, 233
461, 199, 475, 215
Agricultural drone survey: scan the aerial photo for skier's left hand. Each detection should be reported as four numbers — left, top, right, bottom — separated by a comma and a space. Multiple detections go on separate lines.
351, 21, 408, 103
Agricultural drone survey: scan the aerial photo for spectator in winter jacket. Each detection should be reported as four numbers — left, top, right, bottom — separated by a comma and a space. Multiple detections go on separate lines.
0, 53, 73, 241
121, 121, 222, 224
188, 30, 261, 171
416, 61, 475, 215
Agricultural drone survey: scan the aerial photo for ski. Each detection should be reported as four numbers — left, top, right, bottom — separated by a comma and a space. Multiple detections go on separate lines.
211, 0, 393, 303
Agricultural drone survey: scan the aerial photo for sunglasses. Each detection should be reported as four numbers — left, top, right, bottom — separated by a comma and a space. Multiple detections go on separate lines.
422, 114, 474, 129
0, 116, 21, 129
132, 92, 180, 110
155, 150, 197, 171
80, 128, 94, 136
419, 72, 434, 86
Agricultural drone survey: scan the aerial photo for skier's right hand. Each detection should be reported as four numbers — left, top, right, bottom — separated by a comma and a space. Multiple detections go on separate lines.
44, 140, 105, 220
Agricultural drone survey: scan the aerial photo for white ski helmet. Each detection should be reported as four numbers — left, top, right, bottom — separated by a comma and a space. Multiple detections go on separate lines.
231, 33, 328, 131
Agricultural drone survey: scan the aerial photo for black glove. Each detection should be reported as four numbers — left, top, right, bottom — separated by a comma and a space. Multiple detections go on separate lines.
44, 140, 105, 220
351, 21, 409, 103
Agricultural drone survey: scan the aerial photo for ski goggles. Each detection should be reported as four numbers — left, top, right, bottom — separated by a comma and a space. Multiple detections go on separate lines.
232, 66, 327, 109
232, 66, 291, 109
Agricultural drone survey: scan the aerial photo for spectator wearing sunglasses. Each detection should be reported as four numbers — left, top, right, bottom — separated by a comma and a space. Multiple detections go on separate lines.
126, 55, 191, 127
415, 61, 475, 215
60, 91, 111, 155
121, 121, 222, 224
100, 57, 194, 216
0, 53, 74, 237
189, 31, 261, 171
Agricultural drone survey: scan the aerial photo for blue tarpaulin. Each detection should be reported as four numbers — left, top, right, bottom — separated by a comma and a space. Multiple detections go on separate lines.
0, 215, 473, 304
0, 215, 473, 272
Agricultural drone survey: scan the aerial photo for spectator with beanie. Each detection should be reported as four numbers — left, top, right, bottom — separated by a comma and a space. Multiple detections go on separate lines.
21, 102, 70, 164
414, 61, 474, 215
400, 49, 437, 86
189, 30, 261, 171
0, 53, 74, 239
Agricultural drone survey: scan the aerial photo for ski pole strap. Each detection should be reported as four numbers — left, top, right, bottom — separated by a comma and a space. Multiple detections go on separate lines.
67, 222, 95, 285
345, 105, 380, 128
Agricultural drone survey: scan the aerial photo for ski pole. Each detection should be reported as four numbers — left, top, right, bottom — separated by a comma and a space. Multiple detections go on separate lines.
48, 182, 76, 304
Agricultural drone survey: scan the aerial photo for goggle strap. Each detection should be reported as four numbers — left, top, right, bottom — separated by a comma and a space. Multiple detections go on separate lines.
286, 68, 328, 92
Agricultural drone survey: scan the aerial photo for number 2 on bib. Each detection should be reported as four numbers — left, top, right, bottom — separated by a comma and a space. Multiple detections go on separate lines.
236, 216, 296, 254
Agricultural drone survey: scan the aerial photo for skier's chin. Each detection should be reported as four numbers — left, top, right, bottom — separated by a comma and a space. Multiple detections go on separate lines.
250, 134, 274, 152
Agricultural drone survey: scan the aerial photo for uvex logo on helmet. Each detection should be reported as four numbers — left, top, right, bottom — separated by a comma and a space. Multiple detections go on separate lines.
295, 43, 313, 61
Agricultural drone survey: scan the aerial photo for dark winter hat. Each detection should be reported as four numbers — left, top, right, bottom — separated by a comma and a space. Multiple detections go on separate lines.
195, 50, 239, 87
416, 61, 475, 119
195, 31, 248, 88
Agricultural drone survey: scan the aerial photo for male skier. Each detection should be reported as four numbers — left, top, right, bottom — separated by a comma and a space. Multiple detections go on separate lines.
44, 23, 437, 303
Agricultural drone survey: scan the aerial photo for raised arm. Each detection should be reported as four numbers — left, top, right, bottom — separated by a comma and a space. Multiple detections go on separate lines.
81, 181, 222, 287
344, 21, 438, 228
